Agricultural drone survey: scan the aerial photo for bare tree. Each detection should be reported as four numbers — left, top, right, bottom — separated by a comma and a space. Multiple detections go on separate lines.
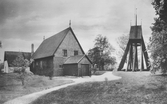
116, 34, 129, 59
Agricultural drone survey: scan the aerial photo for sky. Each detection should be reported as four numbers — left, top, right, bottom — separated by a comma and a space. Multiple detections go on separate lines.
0, 0, 155, 62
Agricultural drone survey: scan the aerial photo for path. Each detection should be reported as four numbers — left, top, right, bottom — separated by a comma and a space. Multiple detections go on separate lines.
4, 72, 121, 104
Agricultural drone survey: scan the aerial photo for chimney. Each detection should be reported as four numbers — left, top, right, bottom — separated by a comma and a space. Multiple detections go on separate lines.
31, 43, 34, 56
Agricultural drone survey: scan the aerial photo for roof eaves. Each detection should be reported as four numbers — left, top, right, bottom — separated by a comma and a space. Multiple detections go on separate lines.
85, 55, 93, 64
70, 27, 85, 54
77, 54, 85, 63
33, 55, 54, 60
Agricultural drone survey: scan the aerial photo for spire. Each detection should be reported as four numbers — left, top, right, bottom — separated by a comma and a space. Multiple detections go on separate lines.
135, 8, 137, 26
69, 20, 71, 27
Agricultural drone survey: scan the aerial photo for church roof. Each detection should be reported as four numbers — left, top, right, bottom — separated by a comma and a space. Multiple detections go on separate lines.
32, 27, 85, 59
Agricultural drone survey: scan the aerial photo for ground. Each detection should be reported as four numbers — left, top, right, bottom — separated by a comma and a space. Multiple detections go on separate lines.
0, 73, 73, 104
31, 71, 167, 104
4, 71, 120, 104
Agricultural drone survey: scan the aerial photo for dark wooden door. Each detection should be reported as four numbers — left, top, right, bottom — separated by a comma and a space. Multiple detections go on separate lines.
64, 64, 78, 76
81, 64, 89, 76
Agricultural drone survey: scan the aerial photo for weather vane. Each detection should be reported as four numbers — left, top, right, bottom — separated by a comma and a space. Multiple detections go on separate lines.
69, 20, 71, 27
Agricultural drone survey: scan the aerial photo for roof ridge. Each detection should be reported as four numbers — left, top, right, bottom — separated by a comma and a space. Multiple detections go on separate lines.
45, 27, 71, 41
5, 51, 31, 53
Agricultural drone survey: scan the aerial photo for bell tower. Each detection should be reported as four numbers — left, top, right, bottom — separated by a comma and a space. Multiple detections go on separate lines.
118, 14, 150, 71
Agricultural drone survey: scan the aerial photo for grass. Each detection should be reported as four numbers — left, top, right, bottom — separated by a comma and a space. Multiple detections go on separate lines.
93, 71, 106, 75
32, 72, 167, 104
0, 73, 73, 104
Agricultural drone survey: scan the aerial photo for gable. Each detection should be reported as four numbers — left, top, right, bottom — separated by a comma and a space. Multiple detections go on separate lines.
54, 30, 84, 57
79, 56, 91, 64
32, 28, 70, 59
32, 27, 85, 60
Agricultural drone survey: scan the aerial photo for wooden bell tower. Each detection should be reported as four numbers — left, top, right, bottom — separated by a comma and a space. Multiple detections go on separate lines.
118, 14, 150, 71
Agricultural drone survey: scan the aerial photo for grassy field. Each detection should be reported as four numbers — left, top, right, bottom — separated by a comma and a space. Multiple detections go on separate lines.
0, 73, 73, 104
32, 72, 167, 104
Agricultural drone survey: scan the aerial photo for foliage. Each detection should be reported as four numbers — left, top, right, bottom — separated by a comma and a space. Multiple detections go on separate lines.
88, 35, 116, 70
149, 0, 167, 73
116, 34, 129, 58
152, 0, 167, 24
12, 53, 29, 68
12, 53, 30, 85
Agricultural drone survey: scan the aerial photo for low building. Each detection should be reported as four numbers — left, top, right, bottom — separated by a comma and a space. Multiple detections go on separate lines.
4, 51, 31, 73
64, 55, 92, 76
4, 51, 31, 67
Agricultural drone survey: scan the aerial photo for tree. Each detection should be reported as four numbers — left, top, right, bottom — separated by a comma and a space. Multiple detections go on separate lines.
88, 35, 116, 70
116, 34, 129, 58
12, 53, 30, 85
149, 0, 167, 73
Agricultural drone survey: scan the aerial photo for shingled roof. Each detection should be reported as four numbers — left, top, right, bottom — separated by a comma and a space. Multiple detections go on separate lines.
32, 27, 85, 59
129, 26, 142, 39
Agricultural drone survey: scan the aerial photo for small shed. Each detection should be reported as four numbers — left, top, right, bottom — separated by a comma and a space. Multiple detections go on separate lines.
63, 55, 92, 76
4, 51, 31, 67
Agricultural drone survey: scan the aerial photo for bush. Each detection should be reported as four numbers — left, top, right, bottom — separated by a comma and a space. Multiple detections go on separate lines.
13, 67, 22, 74
104, 64, 115, 71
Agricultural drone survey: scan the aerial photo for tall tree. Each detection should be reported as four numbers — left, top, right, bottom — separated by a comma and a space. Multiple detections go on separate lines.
88, 35, 116, 70
149, 0, 167, 73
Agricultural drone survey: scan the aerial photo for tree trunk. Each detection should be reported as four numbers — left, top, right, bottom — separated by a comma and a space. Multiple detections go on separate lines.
102, 64, 104, 70
21, 79, 25, 86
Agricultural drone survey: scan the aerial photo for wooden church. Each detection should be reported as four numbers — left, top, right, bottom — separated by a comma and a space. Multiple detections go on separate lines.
31, 26, 92, 76
118, 15, 150, 71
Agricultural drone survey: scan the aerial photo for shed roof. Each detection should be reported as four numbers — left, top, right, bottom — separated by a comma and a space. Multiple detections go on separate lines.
64, 55, 85, 64
64, 55, 92, 64
32, 27, 85, 59
4, 51, 31, 67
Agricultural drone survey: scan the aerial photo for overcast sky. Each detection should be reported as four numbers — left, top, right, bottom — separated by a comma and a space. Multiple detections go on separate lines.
0, 0, 155, 62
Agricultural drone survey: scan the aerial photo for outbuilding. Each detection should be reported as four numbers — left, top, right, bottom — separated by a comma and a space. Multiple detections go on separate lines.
63, 55, 92, 76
